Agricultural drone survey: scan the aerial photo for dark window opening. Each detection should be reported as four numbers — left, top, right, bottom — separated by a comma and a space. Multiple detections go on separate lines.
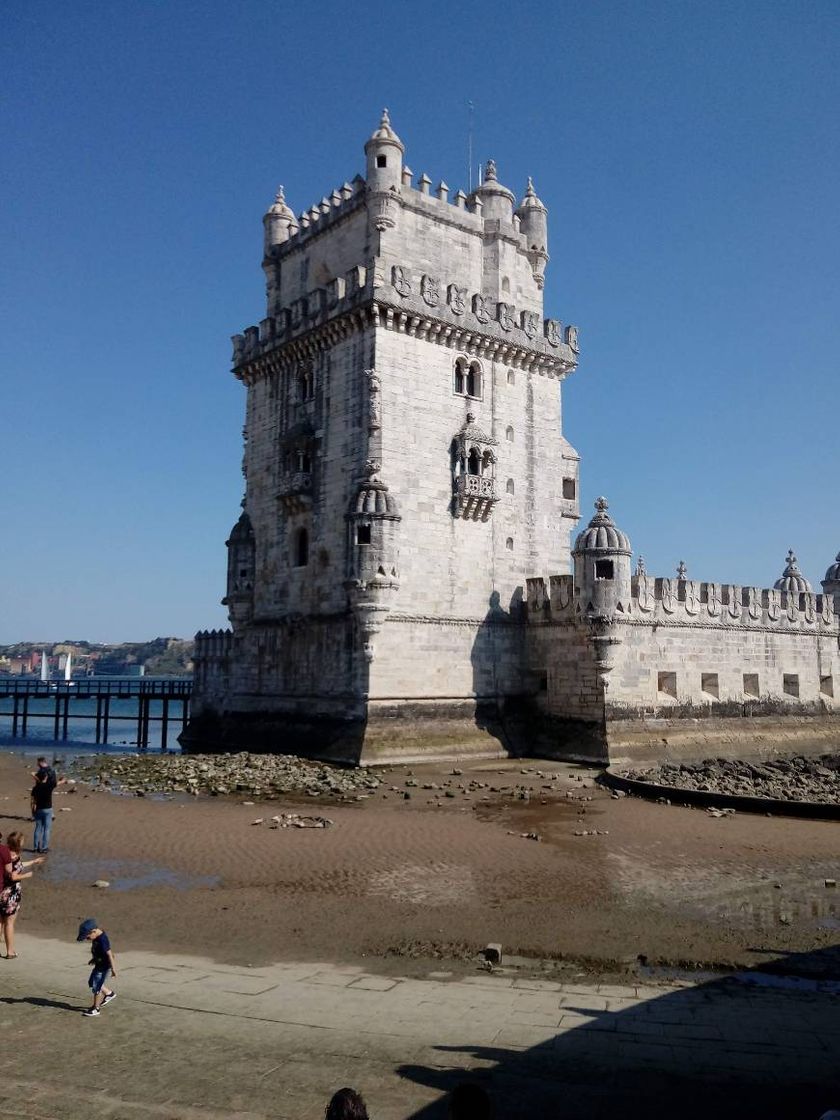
454, 359, 466, 395
595, 559, 614, 580
744, 673, 760, 697
783, 673, 799, 698
467, 449, 480, 476
294, 527, 309, 568
357, 524, 371, 545
376, 154, 387, 168
537, 672, 548, 692
658, 671, 677, 698
239, 568, 248, 578
466, 369, 476, 396
562, 477, 576, 500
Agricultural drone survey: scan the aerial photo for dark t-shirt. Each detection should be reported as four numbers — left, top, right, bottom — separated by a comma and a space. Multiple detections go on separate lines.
0, 845, 10, 882
90, 932, 111, 969
32, 782, 53, 811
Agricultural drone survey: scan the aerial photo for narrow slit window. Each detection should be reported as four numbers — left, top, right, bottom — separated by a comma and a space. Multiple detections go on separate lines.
294, 527, 309, 568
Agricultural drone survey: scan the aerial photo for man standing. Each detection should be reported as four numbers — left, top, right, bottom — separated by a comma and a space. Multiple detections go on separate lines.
31, 771, 54, 854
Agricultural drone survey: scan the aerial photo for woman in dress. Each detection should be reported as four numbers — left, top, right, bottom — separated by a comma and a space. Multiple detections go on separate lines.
1, 831, 44, 958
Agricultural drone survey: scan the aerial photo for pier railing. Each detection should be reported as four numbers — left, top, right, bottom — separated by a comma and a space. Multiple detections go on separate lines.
0, 677, 192, 749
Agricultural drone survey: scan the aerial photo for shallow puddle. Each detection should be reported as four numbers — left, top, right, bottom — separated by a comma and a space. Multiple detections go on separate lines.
39, 851, 219, 892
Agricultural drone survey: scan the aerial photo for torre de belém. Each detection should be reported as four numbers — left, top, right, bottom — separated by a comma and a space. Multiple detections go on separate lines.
185, 112, 840, 766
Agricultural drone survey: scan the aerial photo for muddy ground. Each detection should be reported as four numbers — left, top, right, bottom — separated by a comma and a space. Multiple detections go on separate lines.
2, 751, 839, 979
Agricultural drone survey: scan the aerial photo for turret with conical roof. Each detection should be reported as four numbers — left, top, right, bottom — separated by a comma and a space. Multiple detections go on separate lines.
516, 178, 549, 289
364, 108, 404, 195
471, 159, 515, 223
263, 185, 298, 253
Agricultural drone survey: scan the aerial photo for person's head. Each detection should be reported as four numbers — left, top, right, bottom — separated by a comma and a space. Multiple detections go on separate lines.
325, 1088, 368, 1120
6, 832, 24, 855
449, 1082, 493, 1120
37, 757, 49, 769
77, 919, 101, 942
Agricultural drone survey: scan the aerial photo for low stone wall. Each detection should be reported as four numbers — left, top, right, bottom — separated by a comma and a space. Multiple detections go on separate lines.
605, 714, 840, 768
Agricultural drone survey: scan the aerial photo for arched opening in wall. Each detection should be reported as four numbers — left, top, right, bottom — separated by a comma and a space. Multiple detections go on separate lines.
467, 448, 480, 476
454, 358, 466, 395
299, 368, 314, 401
501, 276, 510, 294
505, 426, 514, 442
466, 362, 481, 398
505, 537, 514, 551
294, 527, 309, 568
506, 478, 515, 495
506, 370, 515, 386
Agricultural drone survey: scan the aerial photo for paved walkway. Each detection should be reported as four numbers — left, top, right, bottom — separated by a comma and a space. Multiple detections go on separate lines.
0, 936, 837, 1119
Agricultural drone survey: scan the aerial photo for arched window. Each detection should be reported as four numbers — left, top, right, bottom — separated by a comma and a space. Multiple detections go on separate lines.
454, 358, 481, 398
505, 537, 514, 551
467, 448, 480, 476
299, 368, 314, 401
506, 370, 515, 386
506, 478, 515, 495
294, 527, 309, 567
505, 426, 514, 442
454, 358, 466, 395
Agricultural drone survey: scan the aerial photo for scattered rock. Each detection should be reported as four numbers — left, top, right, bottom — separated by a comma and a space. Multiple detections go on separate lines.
826, 879, 837, 888
59, 807, 72, 812
92, 880, 110, 889
251, 818, 264, 825
624, 754, 840, 805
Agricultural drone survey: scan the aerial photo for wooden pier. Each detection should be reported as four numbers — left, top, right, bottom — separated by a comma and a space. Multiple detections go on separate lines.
0, 679, 192, 750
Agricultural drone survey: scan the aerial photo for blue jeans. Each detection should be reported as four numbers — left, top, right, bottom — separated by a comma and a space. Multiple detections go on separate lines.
33, 808, 52, 851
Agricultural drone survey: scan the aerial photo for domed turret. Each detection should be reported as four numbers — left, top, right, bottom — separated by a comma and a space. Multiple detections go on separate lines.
516, 178, 549, 288
821, 551, 840, 597
364, 108, 404, 194
471, 159, 515, 223
223, 510, 256, 627
572, 498, 633, 618
773, 549, 813, 594
263, 186, 298, 253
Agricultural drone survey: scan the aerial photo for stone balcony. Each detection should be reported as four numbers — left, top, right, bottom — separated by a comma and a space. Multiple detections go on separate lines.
454, 474, 497, 522
277, 471, 313, 513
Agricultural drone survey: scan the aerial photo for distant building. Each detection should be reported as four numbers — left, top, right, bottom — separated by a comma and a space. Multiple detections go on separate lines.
188, 114, 839, 766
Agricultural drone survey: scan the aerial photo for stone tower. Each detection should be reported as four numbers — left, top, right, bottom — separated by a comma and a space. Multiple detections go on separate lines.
188, 112, 581, 761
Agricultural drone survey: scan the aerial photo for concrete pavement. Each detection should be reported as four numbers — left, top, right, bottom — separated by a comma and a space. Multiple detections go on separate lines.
0, 935, 838, 1118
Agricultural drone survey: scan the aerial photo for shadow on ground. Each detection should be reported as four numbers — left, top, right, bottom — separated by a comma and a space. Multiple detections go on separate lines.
399, 946, 840, 1120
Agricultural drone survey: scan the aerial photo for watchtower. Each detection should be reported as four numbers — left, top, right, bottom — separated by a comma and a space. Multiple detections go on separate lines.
188, 112, 582, 761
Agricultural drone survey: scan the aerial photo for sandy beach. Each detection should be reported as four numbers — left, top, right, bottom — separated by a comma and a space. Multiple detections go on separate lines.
2, 750, 840, 977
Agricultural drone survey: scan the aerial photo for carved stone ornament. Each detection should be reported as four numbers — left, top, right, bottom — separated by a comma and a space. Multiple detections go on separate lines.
496, 302, 515, 332
684, 580, 699, 615
421, 274, 440, 307
565, 324, 580, 353
472, 293, 491, 324
747, 586, 762, 619
521, 311, 538, 340
447, 284, 467, 315
532, 580, 548, 612
555, 575, 573, 612
661, 578, 676, 614
366, 369, 381, 432
803, 593, 816, 624
822, 593, 835, 625
363, 458, 382, 481
767, 589, 781, 620
706, 582, 721, 617
391, 265, 411, 297
728, 586, 742, 619
544, 319, 561, 347
636, 573, 655, 612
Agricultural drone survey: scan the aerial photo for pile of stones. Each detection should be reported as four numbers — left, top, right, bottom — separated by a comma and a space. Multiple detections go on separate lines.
623, 755, 840, 804
71, 752, 383, 800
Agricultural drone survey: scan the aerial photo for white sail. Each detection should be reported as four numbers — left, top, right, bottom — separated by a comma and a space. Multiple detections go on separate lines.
64, 650, 73, 682
40, 650, 50, 682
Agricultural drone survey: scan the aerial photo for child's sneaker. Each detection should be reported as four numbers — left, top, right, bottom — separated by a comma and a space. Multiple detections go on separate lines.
82, 1008, 100, 1017
102, 992, 117, 1007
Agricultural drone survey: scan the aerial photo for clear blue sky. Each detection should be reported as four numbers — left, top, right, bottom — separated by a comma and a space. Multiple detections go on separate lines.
2, 1, 838, 643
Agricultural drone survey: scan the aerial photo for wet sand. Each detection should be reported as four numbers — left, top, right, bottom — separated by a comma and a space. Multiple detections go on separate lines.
2, 751, 839, 976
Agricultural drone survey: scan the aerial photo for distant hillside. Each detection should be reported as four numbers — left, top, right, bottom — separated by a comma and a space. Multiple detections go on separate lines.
0, 637, 195, 677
